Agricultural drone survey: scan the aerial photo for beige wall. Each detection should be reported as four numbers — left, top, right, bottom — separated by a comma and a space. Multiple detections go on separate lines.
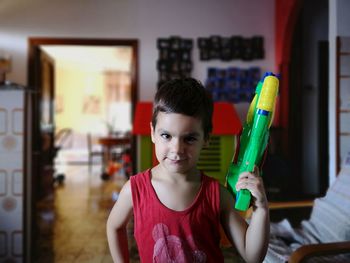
55, 65, 106, 135
55, 63, 132, 145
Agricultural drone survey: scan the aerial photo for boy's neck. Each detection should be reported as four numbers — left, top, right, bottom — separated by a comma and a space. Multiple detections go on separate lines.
151, 165, 201, 183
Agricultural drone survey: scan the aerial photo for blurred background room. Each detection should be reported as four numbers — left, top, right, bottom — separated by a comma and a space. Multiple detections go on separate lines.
1, 0, 350, 262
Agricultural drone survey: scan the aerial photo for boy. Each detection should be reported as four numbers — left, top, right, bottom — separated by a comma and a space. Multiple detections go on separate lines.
107, 78, 269, 263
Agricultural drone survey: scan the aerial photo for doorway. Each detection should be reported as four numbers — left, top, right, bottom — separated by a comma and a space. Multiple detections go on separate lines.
26, 38, 138, 261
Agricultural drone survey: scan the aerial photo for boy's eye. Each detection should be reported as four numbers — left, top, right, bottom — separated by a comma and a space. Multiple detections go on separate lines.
185, 136, 197, 144
160, 133, 171, 140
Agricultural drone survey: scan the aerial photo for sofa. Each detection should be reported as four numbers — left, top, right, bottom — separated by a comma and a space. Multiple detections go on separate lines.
264, 166, 350, 263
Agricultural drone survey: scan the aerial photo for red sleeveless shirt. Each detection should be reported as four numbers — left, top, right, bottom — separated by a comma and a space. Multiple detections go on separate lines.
130, 169, 224, 263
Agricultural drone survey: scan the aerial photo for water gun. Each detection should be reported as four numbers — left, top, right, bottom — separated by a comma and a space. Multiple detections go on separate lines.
226, 72, 279, 211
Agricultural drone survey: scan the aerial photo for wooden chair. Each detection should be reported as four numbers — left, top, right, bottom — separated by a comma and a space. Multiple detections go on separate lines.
264, 167, 350, 263
87, 133, 104, 171
53, 128, 73, 183
289, 241, 350, 262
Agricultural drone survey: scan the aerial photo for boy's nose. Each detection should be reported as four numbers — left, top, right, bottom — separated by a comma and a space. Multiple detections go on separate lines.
171, 139, 184, 153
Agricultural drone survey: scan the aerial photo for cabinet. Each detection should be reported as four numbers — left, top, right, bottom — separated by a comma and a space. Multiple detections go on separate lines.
336, 36, 350, 172
0, 83, 28, 262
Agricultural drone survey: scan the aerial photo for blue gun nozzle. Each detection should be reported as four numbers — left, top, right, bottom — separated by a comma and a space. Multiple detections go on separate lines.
260, 72, 280, 82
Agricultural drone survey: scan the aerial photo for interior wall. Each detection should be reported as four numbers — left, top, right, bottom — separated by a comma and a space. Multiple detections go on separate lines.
329, 0, 350, 184
301, 0, 328, 194
0, 0, 275, 101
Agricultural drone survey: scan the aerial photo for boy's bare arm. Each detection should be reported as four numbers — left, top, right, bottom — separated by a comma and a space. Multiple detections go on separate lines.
220, 186, 248, 259
245, 200, 269, 263
220, 171, 270, 263
106, 180, 133, 263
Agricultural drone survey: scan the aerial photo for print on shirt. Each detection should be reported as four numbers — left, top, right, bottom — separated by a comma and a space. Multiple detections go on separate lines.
152, 223, 207, 263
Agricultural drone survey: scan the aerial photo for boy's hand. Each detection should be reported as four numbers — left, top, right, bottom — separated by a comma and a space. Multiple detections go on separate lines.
235, 166, 268, 209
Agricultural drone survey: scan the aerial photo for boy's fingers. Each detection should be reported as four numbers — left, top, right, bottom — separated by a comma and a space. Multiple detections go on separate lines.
239, 167, 259, 179
238, 172, 258, 181
238, 172, 248, 178
253, 165, 260, 176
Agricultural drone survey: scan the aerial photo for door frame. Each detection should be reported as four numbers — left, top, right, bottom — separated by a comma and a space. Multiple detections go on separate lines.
28, 37, 139, 115
26, 37, 138, 262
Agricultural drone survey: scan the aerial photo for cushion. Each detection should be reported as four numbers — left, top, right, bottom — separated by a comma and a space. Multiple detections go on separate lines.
307, 167, 350, 243
324, 167, 350, 214
309, 198, 350, 242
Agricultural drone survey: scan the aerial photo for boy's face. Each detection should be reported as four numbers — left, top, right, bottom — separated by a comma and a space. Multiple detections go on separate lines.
151, 112, 208, 175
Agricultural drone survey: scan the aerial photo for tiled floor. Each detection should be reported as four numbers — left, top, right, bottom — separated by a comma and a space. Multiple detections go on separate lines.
34, 164, 242, 262
35, 164, 125, 262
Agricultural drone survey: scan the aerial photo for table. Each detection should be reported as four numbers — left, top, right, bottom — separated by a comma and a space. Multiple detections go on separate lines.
98, 136, 131, 178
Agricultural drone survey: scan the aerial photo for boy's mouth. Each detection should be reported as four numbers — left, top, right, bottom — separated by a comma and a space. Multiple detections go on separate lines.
167, 157, 186, 163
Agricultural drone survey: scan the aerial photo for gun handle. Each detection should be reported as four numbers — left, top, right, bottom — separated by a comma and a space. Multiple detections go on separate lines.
235, 189, 251, 211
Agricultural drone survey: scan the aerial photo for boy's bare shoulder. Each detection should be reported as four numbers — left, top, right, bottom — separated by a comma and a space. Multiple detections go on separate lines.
120, 179, 131, 195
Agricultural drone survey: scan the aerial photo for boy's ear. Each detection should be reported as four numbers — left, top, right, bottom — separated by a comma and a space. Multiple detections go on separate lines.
150, 122, 155, 143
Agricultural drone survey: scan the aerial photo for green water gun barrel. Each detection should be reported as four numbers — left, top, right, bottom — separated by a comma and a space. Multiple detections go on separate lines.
226, 73, 279, 211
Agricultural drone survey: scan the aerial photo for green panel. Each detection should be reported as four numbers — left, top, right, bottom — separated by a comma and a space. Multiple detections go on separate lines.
197, 135, 236, 185
220, 136, 236, 181
138, 136, 153, 172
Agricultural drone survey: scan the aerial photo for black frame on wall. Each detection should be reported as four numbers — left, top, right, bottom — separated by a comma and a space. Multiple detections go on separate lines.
156, 36, 193, 88
198, 35, 265, 61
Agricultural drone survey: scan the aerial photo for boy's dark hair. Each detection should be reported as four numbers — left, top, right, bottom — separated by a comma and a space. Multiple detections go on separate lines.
151, 78, 213, 140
